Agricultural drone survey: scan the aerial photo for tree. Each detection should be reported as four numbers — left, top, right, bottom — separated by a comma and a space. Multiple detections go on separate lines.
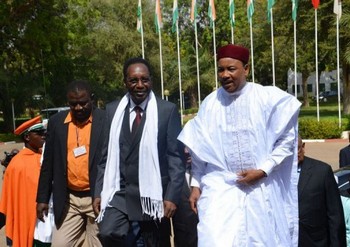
0, 0, 69, 131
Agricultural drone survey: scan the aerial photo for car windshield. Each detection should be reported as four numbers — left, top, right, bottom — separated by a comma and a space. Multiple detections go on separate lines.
41, 107, 69, 119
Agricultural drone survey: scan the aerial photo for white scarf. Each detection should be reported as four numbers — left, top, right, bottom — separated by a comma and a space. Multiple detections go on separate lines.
97, 91, 164, 222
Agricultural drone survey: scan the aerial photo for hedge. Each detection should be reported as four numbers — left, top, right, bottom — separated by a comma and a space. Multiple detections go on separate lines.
298, 118, 343, 139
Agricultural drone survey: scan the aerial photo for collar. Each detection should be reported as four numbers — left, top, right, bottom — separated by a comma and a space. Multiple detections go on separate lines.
222, 81, 249, 97
64, 111, 92, 125
129, 96, 149, 112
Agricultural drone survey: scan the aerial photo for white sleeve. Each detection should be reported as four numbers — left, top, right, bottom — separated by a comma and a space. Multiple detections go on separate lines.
260, 122, 297, 175
189, 151, 207, 188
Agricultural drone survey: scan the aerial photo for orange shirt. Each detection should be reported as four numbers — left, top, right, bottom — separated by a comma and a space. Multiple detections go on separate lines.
65, 112, 92, 191
0, 148, 41, 247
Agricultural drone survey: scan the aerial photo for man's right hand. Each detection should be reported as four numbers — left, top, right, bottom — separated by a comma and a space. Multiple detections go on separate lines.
36, 203, 49, 222
189, 187, 201, 214
93, 197, 101, 215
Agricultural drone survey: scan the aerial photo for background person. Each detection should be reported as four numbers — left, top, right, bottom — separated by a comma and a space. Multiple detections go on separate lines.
0, 116, 47, 247
93, 57, 185, 246
339, 133, 350, 168
298, 136, 346, 246
178, 44, 301, 246
36, 80, 105, 246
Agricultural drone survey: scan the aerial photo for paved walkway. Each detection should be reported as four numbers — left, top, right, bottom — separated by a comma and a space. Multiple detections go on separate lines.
303, 138, 348, 171
0, 139, 348, 244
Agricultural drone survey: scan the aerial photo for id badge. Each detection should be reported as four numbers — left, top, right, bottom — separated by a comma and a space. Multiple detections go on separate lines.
73, 145, 87, 157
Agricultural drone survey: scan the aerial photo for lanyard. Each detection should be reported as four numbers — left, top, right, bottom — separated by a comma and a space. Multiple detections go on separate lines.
75, 126, 80, 147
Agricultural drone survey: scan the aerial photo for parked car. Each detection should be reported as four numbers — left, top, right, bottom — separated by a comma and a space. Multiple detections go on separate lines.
334, 166, 350, 192
41, 107, 69, 126
316, 91, 341, 102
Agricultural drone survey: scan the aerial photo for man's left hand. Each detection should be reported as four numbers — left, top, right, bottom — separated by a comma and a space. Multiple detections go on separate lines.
163, 200, 177, 218
237, 169, 266, 185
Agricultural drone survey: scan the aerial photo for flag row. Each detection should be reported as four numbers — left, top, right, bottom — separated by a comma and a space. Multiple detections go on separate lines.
137, 0, 343, 34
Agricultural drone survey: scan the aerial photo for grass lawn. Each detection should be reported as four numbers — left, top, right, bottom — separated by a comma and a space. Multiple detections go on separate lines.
299, 101, 349, 128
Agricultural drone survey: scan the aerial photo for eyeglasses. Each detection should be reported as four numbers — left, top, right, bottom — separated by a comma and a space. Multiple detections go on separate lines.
68, 101, 90, 108
126, 77, 151, 84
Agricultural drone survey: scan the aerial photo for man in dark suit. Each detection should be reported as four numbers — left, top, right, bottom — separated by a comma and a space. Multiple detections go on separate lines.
298, 136, 346, 247
172, 147, 198, 247
339, 133, 350, 168
93, 57, 185, 246
36, 80, 105, 246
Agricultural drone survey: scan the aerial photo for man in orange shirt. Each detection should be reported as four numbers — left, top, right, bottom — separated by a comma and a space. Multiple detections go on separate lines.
36, 80, 105, 246
0, 116, 46, 247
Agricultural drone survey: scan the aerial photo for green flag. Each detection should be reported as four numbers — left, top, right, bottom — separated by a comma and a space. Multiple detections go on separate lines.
247, 0, 254, 23
229, 0, 235, 27
137, 0, 142, 32
267, 0, 275, 22
208, 0, 216, 28
292, 0, 298, 21
172, 0, 178, 33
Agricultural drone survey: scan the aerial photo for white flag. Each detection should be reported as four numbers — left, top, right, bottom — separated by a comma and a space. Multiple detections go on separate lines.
333, 0, 342, 19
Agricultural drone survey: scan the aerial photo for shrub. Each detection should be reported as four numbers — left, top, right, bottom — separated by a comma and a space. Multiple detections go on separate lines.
343, 115, 350, 131
183, 108, 198, 115
299, 118, 343, 139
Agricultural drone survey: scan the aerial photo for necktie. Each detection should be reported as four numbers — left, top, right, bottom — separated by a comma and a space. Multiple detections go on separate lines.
132, 106, 142, 135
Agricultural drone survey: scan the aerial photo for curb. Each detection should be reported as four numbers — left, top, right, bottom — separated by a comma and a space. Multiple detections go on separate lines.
304, 139, 348, 143
0, 141, 16, 145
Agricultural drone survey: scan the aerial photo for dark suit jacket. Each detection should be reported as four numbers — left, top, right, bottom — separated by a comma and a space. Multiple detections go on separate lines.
95, 96, 185, 221
339, 145, 350, 168
298, 156, 346, 247
37, 108, 105, 226
172, 174, 198, 247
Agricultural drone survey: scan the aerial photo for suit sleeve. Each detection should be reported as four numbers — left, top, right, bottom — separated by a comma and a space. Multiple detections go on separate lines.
94, 107, 112, 199
325, 165, 347, 247
164, 104, 185, 205
36, 117, 55, 203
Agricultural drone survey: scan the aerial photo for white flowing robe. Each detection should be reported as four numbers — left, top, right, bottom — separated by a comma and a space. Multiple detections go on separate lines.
178, 83, 301, 247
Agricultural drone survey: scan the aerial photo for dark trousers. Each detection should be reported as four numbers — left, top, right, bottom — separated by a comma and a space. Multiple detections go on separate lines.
172, 181, 198, 247
98, 206, 170, 247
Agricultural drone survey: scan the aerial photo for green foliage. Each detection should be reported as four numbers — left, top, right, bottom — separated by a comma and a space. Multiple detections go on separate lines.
183, 108, 198, 115
343, 115, 350, 131
0, 133, 21, 143
299, 118, 343, 139
0, 0, 350, 132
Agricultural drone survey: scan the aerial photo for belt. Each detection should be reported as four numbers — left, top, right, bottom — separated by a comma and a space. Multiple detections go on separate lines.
68, 189, 91, 197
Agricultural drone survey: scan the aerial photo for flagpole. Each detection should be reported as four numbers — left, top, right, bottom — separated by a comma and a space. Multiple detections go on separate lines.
231, 27, 234, 44
315, 8, 320, 121
175, 15, 183, 125
140, 0, 145, 58
155, 0, 164, 99
158, 29, 164, 99
213, 21, 218, 89
336, 2, 341, 128
249, 20, 255, 83
194, 21, 201, 106
294, 20, 297, 98
270, 8, 275, 87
